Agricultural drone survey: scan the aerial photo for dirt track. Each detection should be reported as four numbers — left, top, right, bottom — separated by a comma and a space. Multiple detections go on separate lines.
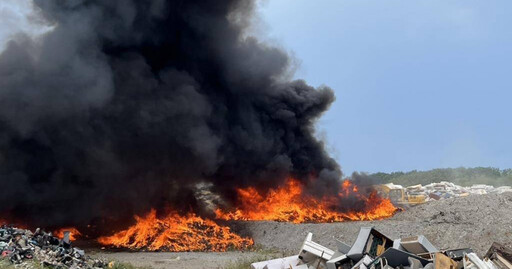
93, 192, 512, 269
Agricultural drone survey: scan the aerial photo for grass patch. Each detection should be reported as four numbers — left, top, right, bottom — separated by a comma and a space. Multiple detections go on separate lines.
0, 259, 52, 269
108, 261, 152, 269
223, 253, 282, 269
0, 259, 15, 269
249, 244, 281, 255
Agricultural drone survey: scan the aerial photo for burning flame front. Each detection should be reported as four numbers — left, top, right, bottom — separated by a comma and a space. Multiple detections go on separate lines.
96, 178, 396, 251
215, 178, 397, 223
97, 209, 253, 251
2, 179, 396, 252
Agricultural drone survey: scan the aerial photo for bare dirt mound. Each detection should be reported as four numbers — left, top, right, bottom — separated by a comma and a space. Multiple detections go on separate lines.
230, 192, 512, 255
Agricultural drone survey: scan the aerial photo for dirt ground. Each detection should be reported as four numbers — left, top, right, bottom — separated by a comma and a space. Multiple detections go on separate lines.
91, 251, 276, 269
91, 192, 512, 269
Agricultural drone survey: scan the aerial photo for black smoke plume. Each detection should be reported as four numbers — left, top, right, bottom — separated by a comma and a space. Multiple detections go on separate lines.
0, 0, 340, 229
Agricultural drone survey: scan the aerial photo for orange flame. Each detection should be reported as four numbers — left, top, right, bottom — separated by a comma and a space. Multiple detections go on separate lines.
97, 209, 253, 251
215, 178, 397, 223
0, 219, 28, 229
54, 227, 82, 241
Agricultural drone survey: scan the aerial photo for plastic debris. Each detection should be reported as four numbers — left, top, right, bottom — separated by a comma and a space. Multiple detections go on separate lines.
0, 225, 106, 268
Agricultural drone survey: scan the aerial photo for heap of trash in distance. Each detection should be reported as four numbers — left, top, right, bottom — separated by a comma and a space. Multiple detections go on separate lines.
252, 227, 512, 269
0, 225, 106, 268
376, 182, 512, 205
408, 182, 512, 199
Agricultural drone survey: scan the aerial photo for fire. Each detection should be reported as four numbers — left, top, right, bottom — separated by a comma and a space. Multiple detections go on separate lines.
97, 209, 253, 251
215, 178, 397, 223
53, 227, 82, 241
0, 219, 28, 229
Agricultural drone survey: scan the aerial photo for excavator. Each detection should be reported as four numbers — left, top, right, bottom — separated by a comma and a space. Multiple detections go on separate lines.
373, 183, 426, 206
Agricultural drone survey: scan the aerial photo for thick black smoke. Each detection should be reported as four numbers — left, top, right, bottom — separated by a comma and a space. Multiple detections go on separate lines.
0, 0, 340, 228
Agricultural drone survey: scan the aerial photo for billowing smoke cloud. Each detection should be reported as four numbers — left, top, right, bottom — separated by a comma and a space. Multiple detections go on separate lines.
0, 0, 339, 229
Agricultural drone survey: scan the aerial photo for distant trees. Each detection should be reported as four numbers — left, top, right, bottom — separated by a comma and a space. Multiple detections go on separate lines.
369, 167, 512, 187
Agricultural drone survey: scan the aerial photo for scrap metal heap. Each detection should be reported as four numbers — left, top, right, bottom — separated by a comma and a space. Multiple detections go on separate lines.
251, 227, 512, 269
0, 225, 106, 268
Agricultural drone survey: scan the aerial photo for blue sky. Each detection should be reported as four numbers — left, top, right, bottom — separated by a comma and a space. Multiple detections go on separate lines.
258, 0, 512, 174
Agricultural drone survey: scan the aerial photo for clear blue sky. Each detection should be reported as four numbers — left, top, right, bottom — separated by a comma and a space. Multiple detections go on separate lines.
258, 0, 512, 175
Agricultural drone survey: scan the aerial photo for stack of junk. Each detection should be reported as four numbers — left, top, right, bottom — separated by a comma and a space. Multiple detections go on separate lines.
251, 227, 512, 269
0, 225, 106, 268
386, 182, 512, 202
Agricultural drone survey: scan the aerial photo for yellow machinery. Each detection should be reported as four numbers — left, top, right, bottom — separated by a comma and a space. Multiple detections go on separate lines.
374, 183, 426, 206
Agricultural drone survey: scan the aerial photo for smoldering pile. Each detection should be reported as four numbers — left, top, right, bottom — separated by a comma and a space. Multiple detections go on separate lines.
0, 0, 341, 230
0, 225, 106, 268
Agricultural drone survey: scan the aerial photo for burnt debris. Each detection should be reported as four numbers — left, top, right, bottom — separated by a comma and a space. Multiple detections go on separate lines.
0, 225, 105, 268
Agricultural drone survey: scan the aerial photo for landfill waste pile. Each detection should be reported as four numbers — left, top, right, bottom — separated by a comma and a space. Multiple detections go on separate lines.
0, 225, 106, 268
251, 226, 512, 269
380, 182, 512, 204
413, 182, 512, 201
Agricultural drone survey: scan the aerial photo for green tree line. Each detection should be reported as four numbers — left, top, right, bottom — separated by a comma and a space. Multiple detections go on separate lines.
369, 167, 512, 187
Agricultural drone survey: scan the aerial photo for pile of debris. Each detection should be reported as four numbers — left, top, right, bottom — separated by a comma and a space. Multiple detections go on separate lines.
252, 226, 512, 269
401, 182, 512, 201
0, 225, 105, 268
421, 182, 512, 201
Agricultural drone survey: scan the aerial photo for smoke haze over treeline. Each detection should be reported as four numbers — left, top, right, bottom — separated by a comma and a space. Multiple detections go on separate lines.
371, 167, 512, 187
